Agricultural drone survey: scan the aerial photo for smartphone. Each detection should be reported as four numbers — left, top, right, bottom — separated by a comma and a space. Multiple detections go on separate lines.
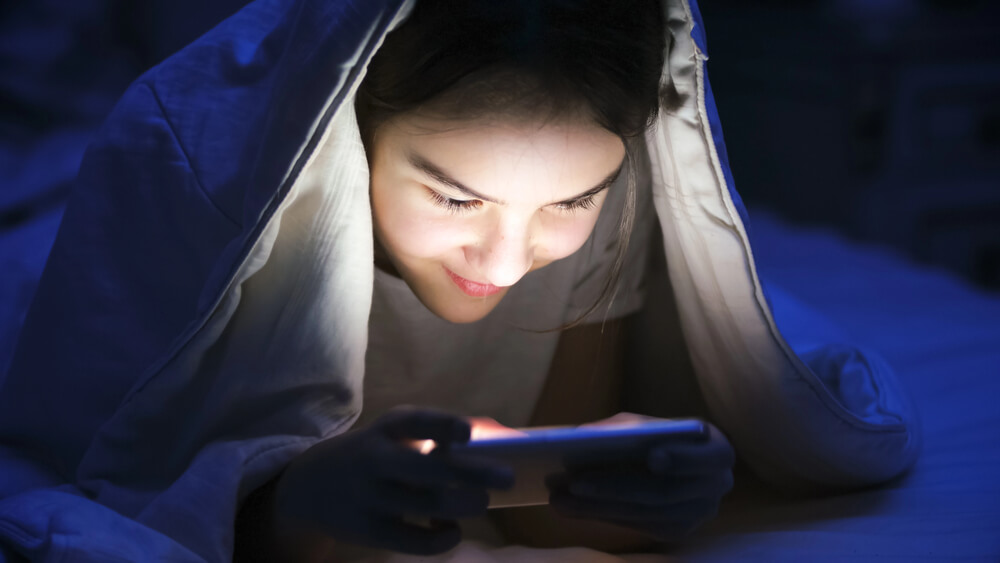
448, 417, 708, 508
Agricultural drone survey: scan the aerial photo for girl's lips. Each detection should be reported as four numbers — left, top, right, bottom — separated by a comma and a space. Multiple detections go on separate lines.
445, 267, 502, 297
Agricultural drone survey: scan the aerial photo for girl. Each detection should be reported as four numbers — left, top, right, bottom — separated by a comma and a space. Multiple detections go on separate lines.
250, 1, 735, 559
0, 0, 920, 562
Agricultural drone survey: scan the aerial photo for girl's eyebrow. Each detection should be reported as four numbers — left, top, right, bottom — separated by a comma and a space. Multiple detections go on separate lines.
407, 151, 623, 206
562, 165, 623, 204
409, 153, 499, 202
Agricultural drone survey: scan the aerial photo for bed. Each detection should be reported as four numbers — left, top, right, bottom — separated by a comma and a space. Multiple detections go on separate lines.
668, 209, 1000, 561
2, 205, 996, 562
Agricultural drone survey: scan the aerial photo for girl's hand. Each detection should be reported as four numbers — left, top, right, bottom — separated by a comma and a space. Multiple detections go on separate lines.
274, 407, 515, 556
546, 414, 734, 542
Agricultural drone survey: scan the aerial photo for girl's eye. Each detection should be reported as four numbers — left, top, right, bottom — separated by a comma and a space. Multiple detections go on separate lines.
427, 189, 483, 213
555, 193, 599, 213
427, 188, 600, 214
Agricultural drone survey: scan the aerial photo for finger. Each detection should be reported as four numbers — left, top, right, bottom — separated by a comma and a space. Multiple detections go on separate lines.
445, 453, 516, 490
648, 445, 734, 476
375, 408, 471, 446
647, 431, 734, 475
367, 515, 462, 556
375, 446, 514, 490
371, 482, 490, 520
567, 471, 734, 505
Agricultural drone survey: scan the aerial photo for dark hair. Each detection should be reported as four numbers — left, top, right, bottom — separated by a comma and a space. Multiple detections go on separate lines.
357, 0, 665, 329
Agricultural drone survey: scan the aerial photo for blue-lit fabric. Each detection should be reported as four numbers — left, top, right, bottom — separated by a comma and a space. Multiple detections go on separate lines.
0, 1, 407, 560
762, 284, 915, 428
632, 0, 919, 496
0, 0, 920, 560
666, 212, 999, 561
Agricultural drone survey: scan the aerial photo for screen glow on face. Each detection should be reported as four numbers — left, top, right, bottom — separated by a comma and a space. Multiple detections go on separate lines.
369, 113, 625, 324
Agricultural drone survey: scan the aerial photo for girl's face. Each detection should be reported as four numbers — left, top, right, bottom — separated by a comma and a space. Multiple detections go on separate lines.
369, 113, 625, 324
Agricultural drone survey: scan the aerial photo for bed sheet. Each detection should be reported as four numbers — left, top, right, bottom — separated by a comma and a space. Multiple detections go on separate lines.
670, 210, 1000, 561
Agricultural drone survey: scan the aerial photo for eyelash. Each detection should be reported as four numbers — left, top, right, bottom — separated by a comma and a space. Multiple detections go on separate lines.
427, 190, 599, 214
556, 194, 599, 212
427, 190, 483, 213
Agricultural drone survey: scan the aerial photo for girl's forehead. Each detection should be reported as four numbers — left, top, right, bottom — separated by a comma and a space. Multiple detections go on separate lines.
380, 115, 625, 205
386, 113, 623, 158
390, 106, 597, 136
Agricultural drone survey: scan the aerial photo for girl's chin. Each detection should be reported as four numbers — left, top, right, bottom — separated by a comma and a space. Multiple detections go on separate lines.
423, 289, 507, 324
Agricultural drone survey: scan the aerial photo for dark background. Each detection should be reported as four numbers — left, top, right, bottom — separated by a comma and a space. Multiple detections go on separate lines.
700, 0, 1000, 291
2, 0, 999, 291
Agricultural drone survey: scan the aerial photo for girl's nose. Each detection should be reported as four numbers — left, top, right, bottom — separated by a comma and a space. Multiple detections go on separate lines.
468, 216, 537, 287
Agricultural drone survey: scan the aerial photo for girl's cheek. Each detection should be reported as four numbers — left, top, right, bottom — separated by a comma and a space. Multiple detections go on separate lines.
377, 186, 447, 250
539, 213, 603, 260
392, 211, 473, 259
